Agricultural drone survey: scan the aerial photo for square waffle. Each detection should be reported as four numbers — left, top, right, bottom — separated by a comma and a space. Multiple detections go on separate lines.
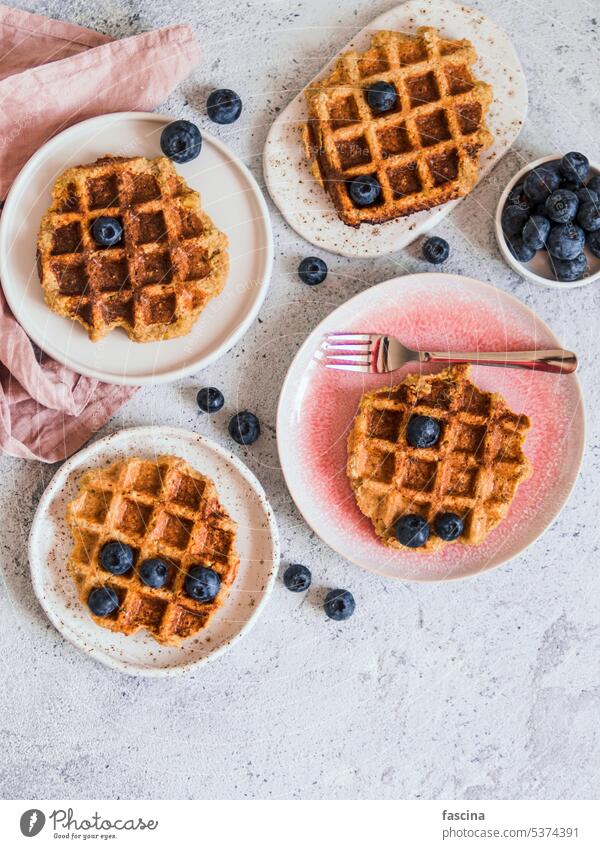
347, 364, 532, 551
37, 155, 228, 342
66, 455, 239, 645
302, 27, 493, 227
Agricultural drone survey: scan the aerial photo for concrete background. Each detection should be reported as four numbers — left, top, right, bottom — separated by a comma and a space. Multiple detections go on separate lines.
1, 0, 599, 799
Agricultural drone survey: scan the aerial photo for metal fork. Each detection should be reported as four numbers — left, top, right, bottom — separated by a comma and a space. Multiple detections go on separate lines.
321, 333, 578, 375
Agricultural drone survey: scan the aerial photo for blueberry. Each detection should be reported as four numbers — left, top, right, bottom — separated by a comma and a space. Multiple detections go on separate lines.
507, 235, 535, 263
197, 387, 224, 413
348, 174, 381, 206
551, 253, 587, 282
586, 175, 600, 196
92, 216, 122, 247
522, 215, 550, 250
298, 256, 328, 285
184, 566, 221, 602
587, 230, 600, 258
507, 183, 529, 209
394, 514, 430, 548
523, 166, 560, 204
559, 152, 589, 186
366, 81, 397, 113
576, 201, 600, 232
422, 236, 450, 264
100, 541, 133, 575
88, 586, 119, 617
575, 187, 599, 206
544, 189, 578, 223
547, 223, 585, 260
139, 558, 169, 589
228, 411, 260, 445
283, 563, 312, 592
434, 512, 464, 542
324, 589, 355, 621
406, 415, 441, 448
206, 89, 243, 124
160, 120, 202, 163
501, 204, 529, 236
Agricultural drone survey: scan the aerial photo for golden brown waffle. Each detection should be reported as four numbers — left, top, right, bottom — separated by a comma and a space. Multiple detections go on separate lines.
66, 455, 239, 645
303, 27, 493, 227
37, 155, 228, 342
347, 364, 532, 551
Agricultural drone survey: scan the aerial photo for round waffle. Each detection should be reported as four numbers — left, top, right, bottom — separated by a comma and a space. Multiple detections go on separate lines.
37, 155, 228, 342
66, 455, 239, 645
347, 364, 532, 551
303, 26, 493, 227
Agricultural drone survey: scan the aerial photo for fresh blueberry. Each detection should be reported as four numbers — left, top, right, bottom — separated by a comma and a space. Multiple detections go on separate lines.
100, 541, 133, 575
575, 186, 599, 206
544, 189, 578, 224
366, 81, 397, 113
422, 236, 450, 264
507, 183, 529, 209
184, 566, 221, 602
501, 204, 529, 236
348, 174, 381, 206
522, 215, 550, 250
551, 253, 587, 282
507, 235, 535, 263
434, 512, 464, 542
228, 411, 260, 445
576, 201, 600, 232
283, 563, 312, 592
160, 120, 202, 163
547, 223, 585, 260
559, 152, 589, 186
298, 256, 328, 285
587, 230, 600, 259
197, 387, 225, 413
139, 558, 170, 589
394, 514, 430, 548
88, 586, 119, 617
324, 589, 355, 621
92, 216, 122, 247
206, 89, 243, 124
523, 165, 560, 204
406, 415, 441, 448
586, 175, 600, 196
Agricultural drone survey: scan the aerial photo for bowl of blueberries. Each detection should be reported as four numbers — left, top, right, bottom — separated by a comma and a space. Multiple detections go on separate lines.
495, 152, 600, 288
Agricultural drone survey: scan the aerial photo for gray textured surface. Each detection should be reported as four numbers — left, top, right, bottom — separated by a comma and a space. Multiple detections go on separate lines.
2, 0, 600, 800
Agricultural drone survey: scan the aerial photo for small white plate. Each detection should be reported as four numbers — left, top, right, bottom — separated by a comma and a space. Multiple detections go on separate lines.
495, 154, 600, 289
28, 426, 279, 676
0, 112, 273, 385
277, 273, 584, 582
263, 0, 527, 258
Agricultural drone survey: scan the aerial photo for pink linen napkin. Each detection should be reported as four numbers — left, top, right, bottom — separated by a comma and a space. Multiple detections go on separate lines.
0, 4, 200, 462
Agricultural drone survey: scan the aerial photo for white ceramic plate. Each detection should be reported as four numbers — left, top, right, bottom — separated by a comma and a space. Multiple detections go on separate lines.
29, 426, 279, 676
0, 112, 273, 385
495, 154, 600, 289
264, 0, 527, 258
277, 273, 584, 581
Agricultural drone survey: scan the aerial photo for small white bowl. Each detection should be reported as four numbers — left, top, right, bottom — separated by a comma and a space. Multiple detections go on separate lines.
495, 153, 600, 289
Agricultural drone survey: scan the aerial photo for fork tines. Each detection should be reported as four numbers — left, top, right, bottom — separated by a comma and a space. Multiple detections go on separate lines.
322, 332, 374, 372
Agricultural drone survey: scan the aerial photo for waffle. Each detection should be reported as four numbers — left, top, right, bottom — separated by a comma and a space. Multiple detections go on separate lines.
66, 455, 239, 645
302, 27, 493, 227
37, 155, 228, 342
347, 364, 532, 551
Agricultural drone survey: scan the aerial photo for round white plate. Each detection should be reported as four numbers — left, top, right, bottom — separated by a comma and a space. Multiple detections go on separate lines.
264, 0, 527, 258
495, 154, 600, 289
29, 426, 279, 676
0, 112, 273, 385
277, 273, 584, 581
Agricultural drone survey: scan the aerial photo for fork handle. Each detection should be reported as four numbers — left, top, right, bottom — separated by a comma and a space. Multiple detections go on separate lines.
420, 349, 578, 374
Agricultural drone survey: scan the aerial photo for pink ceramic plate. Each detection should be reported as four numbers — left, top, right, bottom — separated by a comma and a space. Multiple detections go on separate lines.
277, 273, 584, 581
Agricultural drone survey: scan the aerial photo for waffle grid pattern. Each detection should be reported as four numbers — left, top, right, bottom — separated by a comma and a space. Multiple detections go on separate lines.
37, 156, 228, 342
66, 455, 239, 645
303, 27, 493, 226
347, 365, 531, 551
